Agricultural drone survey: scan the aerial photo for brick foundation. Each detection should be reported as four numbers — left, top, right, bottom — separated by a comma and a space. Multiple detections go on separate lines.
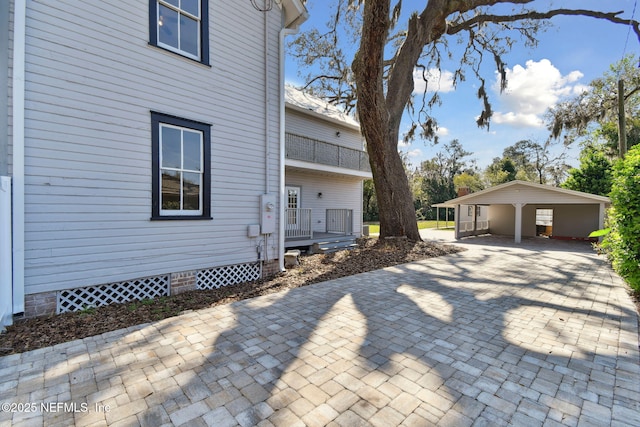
170, 270, 197, 295
24, 291, 57, 318
262, 259, 281, 278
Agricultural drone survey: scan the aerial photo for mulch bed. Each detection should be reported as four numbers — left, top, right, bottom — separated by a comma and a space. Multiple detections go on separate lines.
0, 238, 463, 356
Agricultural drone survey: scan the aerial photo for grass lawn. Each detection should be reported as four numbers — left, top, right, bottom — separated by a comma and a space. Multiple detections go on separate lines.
365, 220, 455, 235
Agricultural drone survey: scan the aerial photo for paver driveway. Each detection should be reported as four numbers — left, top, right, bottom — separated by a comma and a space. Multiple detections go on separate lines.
1, 236, 638, 426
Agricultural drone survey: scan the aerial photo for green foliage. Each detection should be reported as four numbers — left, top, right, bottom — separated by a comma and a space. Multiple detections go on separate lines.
600, 144, 640, 290
549, 54, 640, 146
79, 304, 96, 316
485, 157, 517, 186
489, 139, 568, 185
562, 144, 613, 196
453, 172, 484, 193
588, 228, 610, 238
362, 179, 378, 221
411, 140, 475, 219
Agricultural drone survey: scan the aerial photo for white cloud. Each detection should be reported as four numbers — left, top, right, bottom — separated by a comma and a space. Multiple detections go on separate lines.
492, 112, 544, 127
436, 127, 450, 137
492, 59, 584, 128
407, 148, 423, 158
572, 84, 591, 96
413, 68, 455, 94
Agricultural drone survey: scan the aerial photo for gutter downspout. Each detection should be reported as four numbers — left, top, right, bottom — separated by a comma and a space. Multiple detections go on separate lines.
263, 9, 272, 266
264, 10, 270, 195
278, 28, 293, 272
12, 0, 26, 315
0, 0, 12, 329
278, 0, 307, 271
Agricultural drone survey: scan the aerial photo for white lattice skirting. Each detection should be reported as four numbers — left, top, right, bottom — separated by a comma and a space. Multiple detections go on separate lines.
197, 263, 261, 290
57, 275, 170, 314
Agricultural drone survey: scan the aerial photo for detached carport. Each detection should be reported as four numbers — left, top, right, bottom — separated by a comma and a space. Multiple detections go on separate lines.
434, 180, 610, 243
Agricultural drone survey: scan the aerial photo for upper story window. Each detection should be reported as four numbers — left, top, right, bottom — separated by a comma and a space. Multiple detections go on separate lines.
150, 0, 210, 64
151, 112, 211, 220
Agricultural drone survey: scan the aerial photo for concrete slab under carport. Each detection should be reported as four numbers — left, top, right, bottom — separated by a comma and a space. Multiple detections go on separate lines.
434, 181, 610, 243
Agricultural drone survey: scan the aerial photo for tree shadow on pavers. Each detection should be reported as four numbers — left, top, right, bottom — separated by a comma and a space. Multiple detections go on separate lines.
173, 244, 640, 426
454, 234, 595, 254
6, 242, 635, 426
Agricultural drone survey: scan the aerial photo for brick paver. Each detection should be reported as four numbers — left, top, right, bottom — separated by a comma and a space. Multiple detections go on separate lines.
1, 233, 639, 426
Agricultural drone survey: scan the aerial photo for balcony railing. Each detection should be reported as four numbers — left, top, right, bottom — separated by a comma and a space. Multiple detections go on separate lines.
459, 220, 490, 232
285, 133, 371, 172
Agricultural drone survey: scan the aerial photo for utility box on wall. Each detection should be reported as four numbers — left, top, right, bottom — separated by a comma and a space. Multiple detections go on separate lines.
260, 194, 276, 234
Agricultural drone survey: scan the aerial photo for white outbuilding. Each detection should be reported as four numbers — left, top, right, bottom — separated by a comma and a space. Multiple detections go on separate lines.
434, 180, 610, 243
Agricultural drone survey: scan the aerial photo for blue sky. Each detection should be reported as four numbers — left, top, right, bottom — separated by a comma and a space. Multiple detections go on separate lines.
284, 0, 639, 170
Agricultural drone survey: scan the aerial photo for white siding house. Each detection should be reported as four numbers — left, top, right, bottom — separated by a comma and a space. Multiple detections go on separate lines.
284, 86, 372, 252
1, 0, 307, 324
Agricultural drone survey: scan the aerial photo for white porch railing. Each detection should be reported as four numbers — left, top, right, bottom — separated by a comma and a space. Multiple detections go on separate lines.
459, 220, 490, 232
285, 208, 312, 239
326, 209, 353, 235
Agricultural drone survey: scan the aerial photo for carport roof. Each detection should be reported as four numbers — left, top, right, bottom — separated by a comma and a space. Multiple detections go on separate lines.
433, 180, 610, 208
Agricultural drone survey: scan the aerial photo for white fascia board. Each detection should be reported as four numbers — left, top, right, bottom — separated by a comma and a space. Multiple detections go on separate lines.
444, 180, 611, 205
285, 159, 372, 179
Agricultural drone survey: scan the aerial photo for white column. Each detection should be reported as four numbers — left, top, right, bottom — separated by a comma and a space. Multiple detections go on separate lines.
12, 0, 26, 314
1, 177, 12, 328
513, 203, 523, 243
598, 202, 606, 242
454, 205, 460, 239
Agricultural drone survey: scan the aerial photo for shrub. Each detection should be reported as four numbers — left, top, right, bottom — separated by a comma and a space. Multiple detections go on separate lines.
601, 145, 640, 290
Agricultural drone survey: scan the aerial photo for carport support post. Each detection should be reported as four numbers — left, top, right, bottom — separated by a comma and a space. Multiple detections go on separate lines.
454, 205, 460, 239
598, 202, 606, 241
513, 203, 525, 243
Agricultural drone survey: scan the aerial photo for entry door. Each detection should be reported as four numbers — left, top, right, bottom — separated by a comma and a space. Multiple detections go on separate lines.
286, 186, 301, 229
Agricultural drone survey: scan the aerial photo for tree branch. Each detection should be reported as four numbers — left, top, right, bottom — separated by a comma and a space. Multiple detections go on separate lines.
448, 9, 640, 43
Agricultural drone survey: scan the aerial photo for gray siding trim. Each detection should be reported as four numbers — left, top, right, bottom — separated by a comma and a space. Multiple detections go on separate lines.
0, 0, 9, 175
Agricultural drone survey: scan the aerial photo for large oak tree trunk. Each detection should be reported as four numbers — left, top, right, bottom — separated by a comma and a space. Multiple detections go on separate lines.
367, 131, 422, 241
353, 0, 422, 241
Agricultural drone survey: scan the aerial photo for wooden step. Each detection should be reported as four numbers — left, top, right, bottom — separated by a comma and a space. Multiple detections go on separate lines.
312, 237, 358, 254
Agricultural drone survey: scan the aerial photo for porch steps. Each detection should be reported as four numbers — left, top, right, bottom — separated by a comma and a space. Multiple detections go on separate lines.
313, 235, 358, 254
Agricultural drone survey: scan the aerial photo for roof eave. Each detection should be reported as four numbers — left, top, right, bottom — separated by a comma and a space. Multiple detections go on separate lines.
440, 180, 611, 205
285, 102, 361, 131
281, 0, 309, 31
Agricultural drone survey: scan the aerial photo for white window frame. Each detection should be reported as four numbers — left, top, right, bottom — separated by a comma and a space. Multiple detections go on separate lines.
156, 0, 202, 61
159, 123, 204, 216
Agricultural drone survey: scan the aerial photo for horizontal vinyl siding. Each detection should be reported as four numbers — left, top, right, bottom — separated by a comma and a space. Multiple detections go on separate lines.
286, 170, 363, 235
285, 109, 364, 151
23, 0, 282, 294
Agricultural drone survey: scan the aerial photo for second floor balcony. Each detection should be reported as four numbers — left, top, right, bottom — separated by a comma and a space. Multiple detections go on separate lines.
285, 133, 372, 175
